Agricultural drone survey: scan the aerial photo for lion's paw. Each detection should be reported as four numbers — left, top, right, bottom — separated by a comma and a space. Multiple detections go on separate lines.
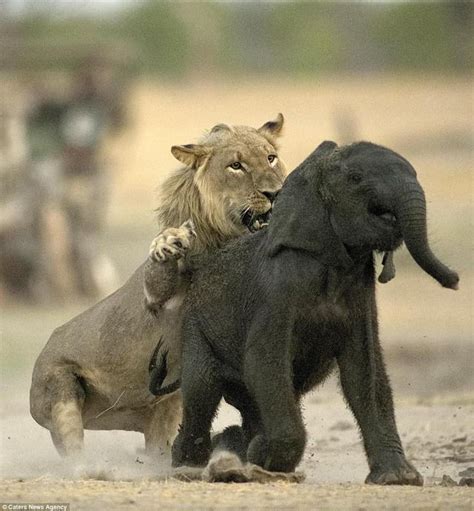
203, 451, 250, 483
201, 451, 305, 484
172, 465, 204, 481
149, 220, 196, 263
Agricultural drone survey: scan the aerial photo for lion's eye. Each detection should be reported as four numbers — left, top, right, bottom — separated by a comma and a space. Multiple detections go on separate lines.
229, 162, 243, 170
268, 154, 277, 165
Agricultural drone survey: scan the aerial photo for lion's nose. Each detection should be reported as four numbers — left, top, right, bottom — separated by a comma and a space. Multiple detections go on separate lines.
261, 190, 280, 203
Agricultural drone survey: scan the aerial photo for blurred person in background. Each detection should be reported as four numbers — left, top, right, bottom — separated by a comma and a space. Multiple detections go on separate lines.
0, 54, 128, 303
0, 94, 41, 302
27, 56, 126, 299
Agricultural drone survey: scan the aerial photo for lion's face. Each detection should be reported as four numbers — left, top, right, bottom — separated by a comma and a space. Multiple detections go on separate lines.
171, 115, 286, 237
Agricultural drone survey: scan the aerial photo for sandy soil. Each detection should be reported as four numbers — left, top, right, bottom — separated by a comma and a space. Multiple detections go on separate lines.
1, 361, 473, 510
1, 405, 473, 510
1, 480, 472, 511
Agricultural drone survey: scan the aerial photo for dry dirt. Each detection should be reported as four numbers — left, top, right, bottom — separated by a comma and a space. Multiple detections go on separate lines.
1, 361, 473, 510
1, 480, 472, 511
1, 75, 473, 509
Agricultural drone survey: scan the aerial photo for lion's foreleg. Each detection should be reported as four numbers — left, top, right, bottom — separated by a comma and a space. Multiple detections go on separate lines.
143, 257, 181, 311
144, 220, 196, 311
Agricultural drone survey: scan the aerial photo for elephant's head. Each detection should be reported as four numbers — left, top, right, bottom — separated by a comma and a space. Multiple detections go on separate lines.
268, 141, 459, 290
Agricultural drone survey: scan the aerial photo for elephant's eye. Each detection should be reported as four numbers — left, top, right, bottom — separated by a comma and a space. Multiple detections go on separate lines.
348, 173, 362, 184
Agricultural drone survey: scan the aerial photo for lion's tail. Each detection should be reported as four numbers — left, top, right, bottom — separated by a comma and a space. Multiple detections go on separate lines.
149, 337, 182, 396
150, 376, 181, 396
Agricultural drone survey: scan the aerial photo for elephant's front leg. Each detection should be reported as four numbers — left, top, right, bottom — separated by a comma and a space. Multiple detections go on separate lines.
171, 324, 222, 469
244, 309, 306, 472
337, 300, 423, 486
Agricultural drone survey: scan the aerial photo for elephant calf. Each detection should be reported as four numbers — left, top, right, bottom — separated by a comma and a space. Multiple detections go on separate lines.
171, 141, 459, 485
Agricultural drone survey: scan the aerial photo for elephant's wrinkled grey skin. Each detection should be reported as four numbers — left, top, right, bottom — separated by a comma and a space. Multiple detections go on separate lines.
171, 141, 459, 485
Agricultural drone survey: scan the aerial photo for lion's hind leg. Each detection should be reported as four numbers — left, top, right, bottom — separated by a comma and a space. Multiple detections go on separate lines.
32, 367, 86, 458
144, 391, 182, 457
51, 398, 84, 457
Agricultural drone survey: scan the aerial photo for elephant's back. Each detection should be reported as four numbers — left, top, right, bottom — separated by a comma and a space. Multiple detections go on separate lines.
189, 231, 264, 301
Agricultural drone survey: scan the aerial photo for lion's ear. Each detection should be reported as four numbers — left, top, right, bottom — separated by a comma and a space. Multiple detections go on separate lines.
171, 144, 211, 168
258, 113, 284, 138
210, 124, 232, 134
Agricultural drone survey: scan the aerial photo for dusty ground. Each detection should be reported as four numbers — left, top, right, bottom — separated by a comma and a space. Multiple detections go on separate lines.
1, 480, 473, 511
1, 76, 473, 509
1, 390, 473, 509
1, 348, 473, 509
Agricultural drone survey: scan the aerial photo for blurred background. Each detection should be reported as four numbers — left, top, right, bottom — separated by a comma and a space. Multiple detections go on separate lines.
0, 0, 472, 478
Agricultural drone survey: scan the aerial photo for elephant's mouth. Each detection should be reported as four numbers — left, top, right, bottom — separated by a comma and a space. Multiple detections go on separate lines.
368, 203, 397, 226
367, 202, 402, 251
241, 208, 272, 233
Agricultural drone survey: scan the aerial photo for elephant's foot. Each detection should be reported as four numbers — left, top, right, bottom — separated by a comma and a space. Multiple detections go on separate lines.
247, 433, 305, 473
366, 458, 423, 486
211, 425, 247, 462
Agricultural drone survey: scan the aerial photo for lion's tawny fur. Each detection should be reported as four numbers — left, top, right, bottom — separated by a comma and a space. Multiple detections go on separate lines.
29, 115, 286, 459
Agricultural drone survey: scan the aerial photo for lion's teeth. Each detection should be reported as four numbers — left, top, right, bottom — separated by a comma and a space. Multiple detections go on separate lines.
253, 220, 260, 230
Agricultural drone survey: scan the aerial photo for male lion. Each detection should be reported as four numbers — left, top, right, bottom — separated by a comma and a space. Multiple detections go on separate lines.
30, 115, 286, 459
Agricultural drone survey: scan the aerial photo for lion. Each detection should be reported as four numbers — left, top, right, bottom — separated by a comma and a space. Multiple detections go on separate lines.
30, 114, 286, 460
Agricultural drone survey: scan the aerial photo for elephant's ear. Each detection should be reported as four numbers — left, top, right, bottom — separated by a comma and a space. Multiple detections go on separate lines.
266, 141, 352, 269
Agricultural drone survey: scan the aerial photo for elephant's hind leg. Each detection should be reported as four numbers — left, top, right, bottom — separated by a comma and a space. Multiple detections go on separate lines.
145, 391, 182, 457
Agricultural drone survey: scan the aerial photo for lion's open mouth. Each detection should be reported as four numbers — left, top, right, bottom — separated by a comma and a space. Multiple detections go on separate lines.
241, 209, 272, 233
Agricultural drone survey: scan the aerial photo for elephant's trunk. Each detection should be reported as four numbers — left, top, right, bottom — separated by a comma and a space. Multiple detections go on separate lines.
394, 180, 459, 290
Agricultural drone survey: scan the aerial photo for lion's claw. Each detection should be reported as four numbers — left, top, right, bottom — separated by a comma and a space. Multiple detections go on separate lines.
149, 219, 196, 262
